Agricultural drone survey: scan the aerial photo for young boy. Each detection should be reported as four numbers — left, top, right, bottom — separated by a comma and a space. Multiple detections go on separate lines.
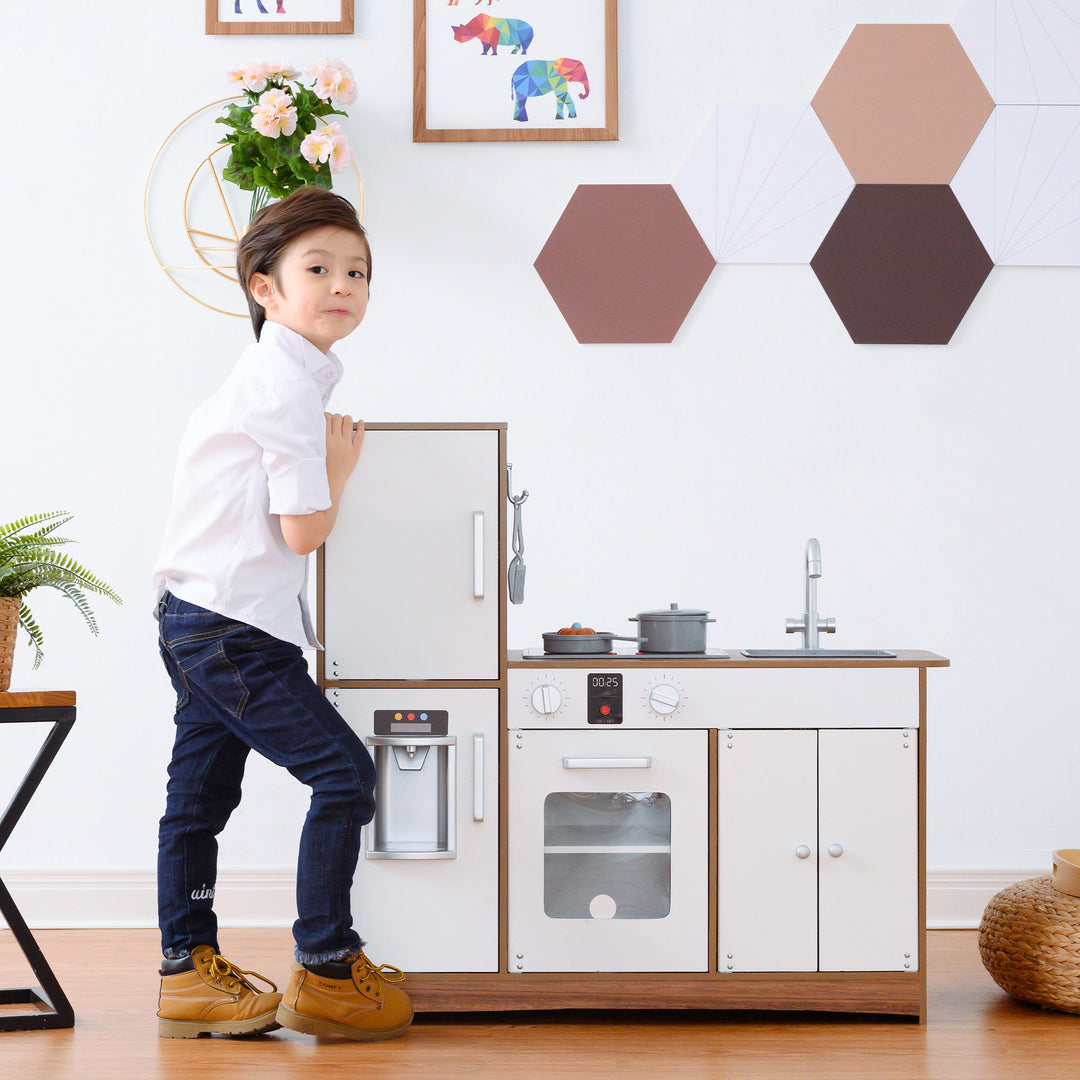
152, 186, 412, 1042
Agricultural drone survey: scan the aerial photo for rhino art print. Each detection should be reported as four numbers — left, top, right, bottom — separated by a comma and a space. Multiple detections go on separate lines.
451, 14, 533, 55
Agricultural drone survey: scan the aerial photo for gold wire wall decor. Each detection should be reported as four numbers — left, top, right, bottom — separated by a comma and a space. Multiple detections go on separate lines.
144, 97, 365, 318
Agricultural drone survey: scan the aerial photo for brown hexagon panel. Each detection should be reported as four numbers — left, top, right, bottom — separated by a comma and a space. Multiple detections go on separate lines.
812, 24, 993, 183
811, 185, 993, 344
534, 185, 715, 344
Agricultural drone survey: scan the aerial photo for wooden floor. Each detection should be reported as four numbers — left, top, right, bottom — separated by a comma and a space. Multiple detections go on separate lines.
1, 929, 1078, 1079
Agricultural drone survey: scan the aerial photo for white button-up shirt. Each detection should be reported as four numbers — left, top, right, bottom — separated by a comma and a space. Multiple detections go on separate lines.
153, 322, 343, 648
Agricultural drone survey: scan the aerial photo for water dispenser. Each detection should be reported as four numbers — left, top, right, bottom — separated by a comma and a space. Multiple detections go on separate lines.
365, 709, 456, 859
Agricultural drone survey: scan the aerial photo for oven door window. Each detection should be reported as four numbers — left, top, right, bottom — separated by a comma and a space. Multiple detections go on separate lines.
543, 792, 672, 919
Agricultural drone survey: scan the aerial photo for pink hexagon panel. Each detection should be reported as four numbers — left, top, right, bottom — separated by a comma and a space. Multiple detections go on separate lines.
811, 186, 993, 344
534, 185, 715, 344
812, 24, 994, 183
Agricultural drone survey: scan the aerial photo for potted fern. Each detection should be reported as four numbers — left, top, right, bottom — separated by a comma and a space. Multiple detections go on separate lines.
0, 511, 122, 691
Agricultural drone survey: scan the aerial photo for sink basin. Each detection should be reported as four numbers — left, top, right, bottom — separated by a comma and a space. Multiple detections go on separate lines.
741, 649, 897, 658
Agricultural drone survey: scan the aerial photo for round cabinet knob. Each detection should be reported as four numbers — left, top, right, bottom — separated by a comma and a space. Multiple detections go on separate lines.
647, 683, 681, 715
795, 845, 812, 860
828, 843, 844, 858
530, 683, 562, 715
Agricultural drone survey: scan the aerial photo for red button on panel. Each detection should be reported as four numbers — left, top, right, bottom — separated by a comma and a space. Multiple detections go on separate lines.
407, 713, 415, 721
600, 705, 611, 716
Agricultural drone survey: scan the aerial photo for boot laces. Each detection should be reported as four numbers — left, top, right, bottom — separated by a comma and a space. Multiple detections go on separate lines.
206, 952, 278, 995
354, 951, 406, 984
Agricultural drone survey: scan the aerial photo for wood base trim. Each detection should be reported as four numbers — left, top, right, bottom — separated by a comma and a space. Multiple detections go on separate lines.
402, 971, 923, 1017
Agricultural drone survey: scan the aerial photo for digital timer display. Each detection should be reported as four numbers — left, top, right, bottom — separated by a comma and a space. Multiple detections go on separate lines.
587, 672, 623, 725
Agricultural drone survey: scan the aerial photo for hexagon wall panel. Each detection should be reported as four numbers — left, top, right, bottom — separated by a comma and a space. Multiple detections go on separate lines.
534, 185, 715, 344
811, 186, 994, 344
952, 106, 1080, 265
673, 103, 854, 263
812, 24, 994, 183
952, 0, 1080, 105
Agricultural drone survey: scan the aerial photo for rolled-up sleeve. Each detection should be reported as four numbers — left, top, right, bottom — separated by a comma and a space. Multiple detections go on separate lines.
239, 380, 331, 516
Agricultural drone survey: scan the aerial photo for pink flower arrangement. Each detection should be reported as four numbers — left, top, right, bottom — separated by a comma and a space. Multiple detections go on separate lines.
218, 59, 357, 212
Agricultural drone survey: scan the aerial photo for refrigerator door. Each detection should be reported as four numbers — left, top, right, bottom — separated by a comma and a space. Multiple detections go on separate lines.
323, 428, 500, 680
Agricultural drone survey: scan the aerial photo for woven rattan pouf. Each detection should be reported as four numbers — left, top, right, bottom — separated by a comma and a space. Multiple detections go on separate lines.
979, 876, 1080, 1013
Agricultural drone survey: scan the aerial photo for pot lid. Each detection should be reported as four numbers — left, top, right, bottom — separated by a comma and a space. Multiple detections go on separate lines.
633, 602, 710, 619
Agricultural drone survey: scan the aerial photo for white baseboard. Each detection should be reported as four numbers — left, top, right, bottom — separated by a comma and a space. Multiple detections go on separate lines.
925, 868, 1045, 929
0, 868, 296, 930
0, 866, 1047, 931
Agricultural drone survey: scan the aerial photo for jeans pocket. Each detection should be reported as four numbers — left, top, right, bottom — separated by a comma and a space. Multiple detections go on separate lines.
177, 640, 251, 721
158, 638, 191, 713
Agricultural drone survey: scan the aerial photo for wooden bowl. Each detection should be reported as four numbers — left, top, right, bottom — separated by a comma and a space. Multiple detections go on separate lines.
1052, 850, 1080, 898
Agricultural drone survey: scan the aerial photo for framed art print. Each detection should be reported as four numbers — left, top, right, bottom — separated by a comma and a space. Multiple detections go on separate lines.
206, 0, 353, 35
414, 0, 618, 142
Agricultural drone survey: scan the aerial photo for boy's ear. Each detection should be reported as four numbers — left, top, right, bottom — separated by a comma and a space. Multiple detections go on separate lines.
249, 272, 275, 308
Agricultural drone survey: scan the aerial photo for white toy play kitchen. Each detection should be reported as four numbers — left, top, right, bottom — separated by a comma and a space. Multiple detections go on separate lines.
318, 423, 947, 1022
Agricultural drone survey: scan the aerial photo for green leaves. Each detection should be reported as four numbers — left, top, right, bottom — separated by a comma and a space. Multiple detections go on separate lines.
217, 73, 351, 201
0, 511, 122, 669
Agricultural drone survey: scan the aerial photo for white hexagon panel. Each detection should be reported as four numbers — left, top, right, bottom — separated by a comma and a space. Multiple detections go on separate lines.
673, 103, 854, 264
952, 0, 1080, 104
952, 106, 1080, 264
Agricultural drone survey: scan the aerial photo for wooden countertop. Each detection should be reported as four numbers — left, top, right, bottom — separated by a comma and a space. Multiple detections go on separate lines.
0, 690, 77, 708
508, 650, 948, 669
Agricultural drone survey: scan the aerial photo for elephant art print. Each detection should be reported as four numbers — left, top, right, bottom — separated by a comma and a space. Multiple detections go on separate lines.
511, 58, 589, 122
451, 14, 533, 55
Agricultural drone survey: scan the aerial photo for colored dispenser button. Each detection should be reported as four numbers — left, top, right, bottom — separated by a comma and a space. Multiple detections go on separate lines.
394, 712, 402, 721
600, 705, 611, 716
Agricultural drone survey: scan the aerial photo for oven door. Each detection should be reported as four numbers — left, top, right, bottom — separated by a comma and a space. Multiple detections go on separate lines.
508, 728, 709, 972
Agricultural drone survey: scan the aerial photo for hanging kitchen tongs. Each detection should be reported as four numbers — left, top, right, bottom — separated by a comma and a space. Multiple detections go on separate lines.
507, 463, 528, 605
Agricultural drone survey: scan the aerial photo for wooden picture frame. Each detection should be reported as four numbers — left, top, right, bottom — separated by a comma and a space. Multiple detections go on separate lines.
414, 0, 617, 142
205, 0, 353, 35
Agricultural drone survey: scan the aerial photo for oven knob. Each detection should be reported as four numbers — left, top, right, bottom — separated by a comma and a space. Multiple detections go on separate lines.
647, 683, 681, 715
531, 683, 563, 715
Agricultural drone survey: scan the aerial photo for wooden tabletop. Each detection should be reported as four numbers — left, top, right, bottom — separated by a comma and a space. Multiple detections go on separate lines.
508, 650, 949, 669
0, 690, 76, 708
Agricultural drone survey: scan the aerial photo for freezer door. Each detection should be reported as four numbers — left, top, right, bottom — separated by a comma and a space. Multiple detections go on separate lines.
323, 428, 500, 681
333, 688, 499, 972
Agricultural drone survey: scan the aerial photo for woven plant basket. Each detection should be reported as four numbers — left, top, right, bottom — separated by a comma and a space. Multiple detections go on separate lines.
979, 876, 1080, 1014
0, 595, 19, 692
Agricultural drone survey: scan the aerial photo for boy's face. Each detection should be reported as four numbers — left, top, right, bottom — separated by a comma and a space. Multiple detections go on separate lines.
250, 225, 369, 354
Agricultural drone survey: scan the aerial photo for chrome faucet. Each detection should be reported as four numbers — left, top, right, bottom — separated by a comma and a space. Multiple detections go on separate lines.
785, 538, 836, 649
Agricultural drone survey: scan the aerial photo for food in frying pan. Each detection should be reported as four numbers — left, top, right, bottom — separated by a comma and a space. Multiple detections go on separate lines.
557, 622, 595, 635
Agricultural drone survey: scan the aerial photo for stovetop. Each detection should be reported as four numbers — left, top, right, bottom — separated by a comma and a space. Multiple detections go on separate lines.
519, 647, 730, 660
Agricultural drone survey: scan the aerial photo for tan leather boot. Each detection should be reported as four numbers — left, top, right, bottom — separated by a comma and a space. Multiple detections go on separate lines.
276, 951, 413, 1041
157, 945, 282, 1038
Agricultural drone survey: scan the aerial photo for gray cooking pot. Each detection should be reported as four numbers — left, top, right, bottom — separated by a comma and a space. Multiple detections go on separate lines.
628, 603, 715, 653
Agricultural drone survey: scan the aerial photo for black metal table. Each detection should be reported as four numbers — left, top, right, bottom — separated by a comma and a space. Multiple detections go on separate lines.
0, 691, 76, 1031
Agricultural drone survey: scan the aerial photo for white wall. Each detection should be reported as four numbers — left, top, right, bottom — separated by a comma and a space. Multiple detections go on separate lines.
2, 1, 1076, 928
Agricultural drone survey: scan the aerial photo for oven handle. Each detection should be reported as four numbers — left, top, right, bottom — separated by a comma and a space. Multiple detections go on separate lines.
562, 757, 652, 770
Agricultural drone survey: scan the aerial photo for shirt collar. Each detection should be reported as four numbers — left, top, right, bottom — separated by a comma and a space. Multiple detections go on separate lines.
261, 321, 343, 389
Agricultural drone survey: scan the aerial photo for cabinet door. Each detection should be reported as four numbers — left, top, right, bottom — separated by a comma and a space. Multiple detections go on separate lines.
332, 688, 499, 972
323, 429, 500, 680
508, 728, 709, 973
818, 728, 918, 972
717, 729, 818, 972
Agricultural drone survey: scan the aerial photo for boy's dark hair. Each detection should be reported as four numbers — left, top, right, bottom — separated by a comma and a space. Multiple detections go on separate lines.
236, 185, 371, 340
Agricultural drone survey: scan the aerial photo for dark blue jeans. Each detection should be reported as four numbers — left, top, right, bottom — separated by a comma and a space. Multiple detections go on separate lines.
156, 592, 376, 963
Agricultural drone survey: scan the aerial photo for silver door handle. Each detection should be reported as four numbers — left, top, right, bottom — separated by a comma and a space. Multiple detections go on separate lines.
473, 733, 484, 821
473, 511, 484, 598
562, 757, 652, 769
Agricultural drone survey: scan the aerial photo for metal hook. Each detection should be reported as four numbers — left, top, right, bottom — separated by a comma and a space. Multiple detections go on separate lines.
507, 463, 529, 506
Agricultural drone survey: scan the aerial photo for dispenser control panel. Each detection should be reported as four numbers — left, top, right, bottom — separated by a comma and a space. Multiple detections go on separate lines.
374, 709, 449, 737
587, 673, 623, 724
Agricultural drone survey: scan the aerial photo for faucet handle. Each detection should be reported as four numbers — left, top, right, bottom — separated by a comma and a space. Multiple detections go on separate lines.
785, 617, 804, 635
818, 618, 836, 634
